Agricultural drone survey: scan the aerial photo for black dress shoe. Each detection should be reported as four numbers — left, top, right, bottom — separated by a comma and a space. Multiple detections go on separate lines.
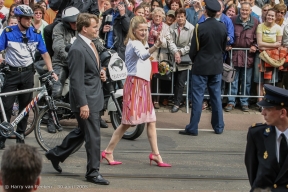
171, 105, 179, 113
178, 130, 198, 136
86, 175, 110, 185
45, 152, 62, 173
100, 118, 108, 128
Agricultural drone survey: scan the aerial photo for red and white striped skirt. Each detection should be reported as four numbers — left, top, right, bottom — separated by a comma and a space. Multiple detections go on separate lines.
121, 76, 156, 125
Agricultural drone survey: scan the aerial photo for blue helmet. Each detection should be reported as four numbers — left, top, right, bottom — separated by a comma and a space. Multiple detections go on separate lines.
14, 5, 34, 17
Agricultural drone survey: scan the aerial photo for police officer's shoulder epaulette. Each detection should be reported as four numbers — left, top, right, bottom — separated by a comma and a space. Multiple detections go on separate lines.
250, 122, 267, 128
5, 27, 13, 33
33, 29, 41, 34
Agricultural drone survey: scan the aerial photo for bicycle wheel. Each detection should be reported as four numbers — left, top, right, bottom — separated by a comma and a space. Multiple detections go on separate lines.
34, 102, 83, 153
9, 105, 39, 139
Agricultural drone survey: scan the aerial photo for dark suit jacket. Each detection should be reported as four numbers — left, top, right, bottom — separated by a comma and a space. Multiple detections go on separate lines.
245, 124, 288, 191
67, 35, 104, 113
189, 18, 227, 76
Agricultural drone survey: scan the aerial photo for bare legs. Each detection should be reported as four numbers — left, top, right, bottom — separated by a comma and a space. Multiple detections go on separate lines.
104, 121, 163, 163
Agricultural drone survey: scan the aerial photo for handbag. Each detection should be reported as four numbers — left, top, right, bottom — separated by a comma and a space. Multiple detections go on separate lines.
222, 63, 236, 83
195, 24, 234, 82
178, 54, 192, 66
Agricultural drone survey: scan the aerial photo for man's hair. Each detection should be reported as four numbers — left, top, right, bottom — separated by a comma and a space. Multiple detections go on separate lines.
76, 13, 99, 33
240, 2, 251, 7
175, 7, 186, 17
206, 8, 217, 18
1, 144, 42, 191
275, 106, 288, 117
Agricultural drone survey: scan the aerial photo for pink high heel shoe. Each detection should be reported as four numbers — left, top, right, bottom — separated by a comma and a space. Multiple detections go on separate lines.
101, 151, 122, 165
149, 153, 171, 167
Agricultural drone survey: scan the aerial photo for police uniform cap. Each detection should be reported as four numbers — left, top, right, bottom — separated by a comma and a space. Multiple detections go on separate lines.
204, 0, 221, 12
166, 10, 175, 17
257, 84, 288, 107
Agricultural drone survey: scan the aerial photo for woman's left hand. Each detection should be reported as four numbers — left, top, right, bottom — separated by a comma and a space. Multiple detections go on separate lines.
175, 51, 181, 64
155, 36, 162, 47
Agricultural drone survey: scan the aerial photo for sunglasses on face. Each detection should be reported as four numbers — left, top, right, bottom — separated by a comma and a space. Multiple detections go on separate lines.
34, 12, 42, 15
277, 11, 285, 15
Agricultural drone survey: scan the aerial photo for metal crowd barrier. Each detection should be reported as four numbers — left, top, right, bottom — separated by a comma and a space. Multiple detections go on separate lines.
151, 48, 279, 113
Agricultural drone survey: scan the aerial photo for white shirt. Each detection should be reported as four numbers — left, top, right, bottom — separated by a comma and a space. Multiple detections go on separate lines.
275, 127, 288, 162
78, 34, 99, 65
78, 34, 94, 54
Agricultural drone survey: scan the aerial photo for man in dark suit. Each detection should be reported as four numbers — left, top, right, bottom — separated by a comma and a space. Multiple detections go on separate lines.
45, 13, 109, 185
179, 0, 227, 136
245, 84, 288, 191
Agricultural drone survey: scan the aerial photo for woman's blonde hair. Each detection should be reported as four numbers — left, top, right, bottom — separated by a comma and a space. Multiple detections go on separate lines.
124, 16, 148, 45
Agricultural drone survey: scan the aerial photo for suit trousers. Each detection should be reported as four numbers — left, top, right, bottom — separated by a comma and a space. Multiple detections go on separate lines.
48, 112, 101, 178
185, 74, 224, 134
0, 69, 34, 142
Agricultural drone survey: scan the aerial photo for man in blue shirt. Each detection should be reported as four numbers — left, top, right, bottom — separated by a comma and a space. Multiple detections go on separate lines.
0, 5, 57, 149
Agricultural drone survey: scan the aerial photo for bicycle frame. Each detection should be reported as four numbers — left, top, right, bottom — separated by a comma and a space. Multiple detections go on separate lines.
0, 85, 50, 139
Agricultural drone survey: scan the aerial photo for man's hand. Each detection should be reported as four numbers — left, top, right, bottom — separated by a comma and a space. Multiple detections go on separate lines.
100, 69, 106, 82
175, 51, 181, 64
103, 25, 111, 33
118, 3, 126, 16
51, 72, 58, 81
80, 105, 89, 119
249, 45, 257, 53
225, 46, 232, 51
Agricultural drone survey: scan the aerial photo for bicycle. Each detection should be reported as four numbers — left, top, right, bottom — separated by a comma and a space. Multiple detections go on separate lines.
0, 69, 83, 152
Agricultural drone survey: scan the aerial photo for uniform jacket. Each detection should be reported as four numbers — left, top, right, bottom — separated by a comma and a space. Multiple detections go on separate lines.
67, 35, 104, 113
190, 18, 227, 75
99, 8, 134, 61
245, 124, 288, 192
198, 14, 234, 45
231, 15, 259, 68
168, 21, 194, 71
52, 22, 77, 67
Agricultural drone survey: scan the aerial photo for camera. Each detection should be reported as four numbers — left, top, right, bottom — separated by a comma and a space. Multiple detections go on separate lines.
105, 15, 113, 31
105, 15, 112, 25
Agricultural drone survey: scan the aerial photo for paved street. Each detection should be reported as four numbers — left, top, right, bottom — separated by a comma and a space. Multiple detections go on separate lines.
0, 108, 264, 192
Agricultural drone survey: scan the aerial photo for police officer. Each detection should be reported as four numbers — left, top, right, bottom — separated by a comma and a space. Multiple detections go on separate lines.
179, 0, 227, 136
245, 84, 288, 192
0, 5, 58, 148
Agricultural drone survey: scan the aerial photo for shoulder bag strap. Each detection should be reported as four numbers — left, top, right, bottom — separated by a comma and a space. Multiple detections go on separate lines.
195, 23, 199, 51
